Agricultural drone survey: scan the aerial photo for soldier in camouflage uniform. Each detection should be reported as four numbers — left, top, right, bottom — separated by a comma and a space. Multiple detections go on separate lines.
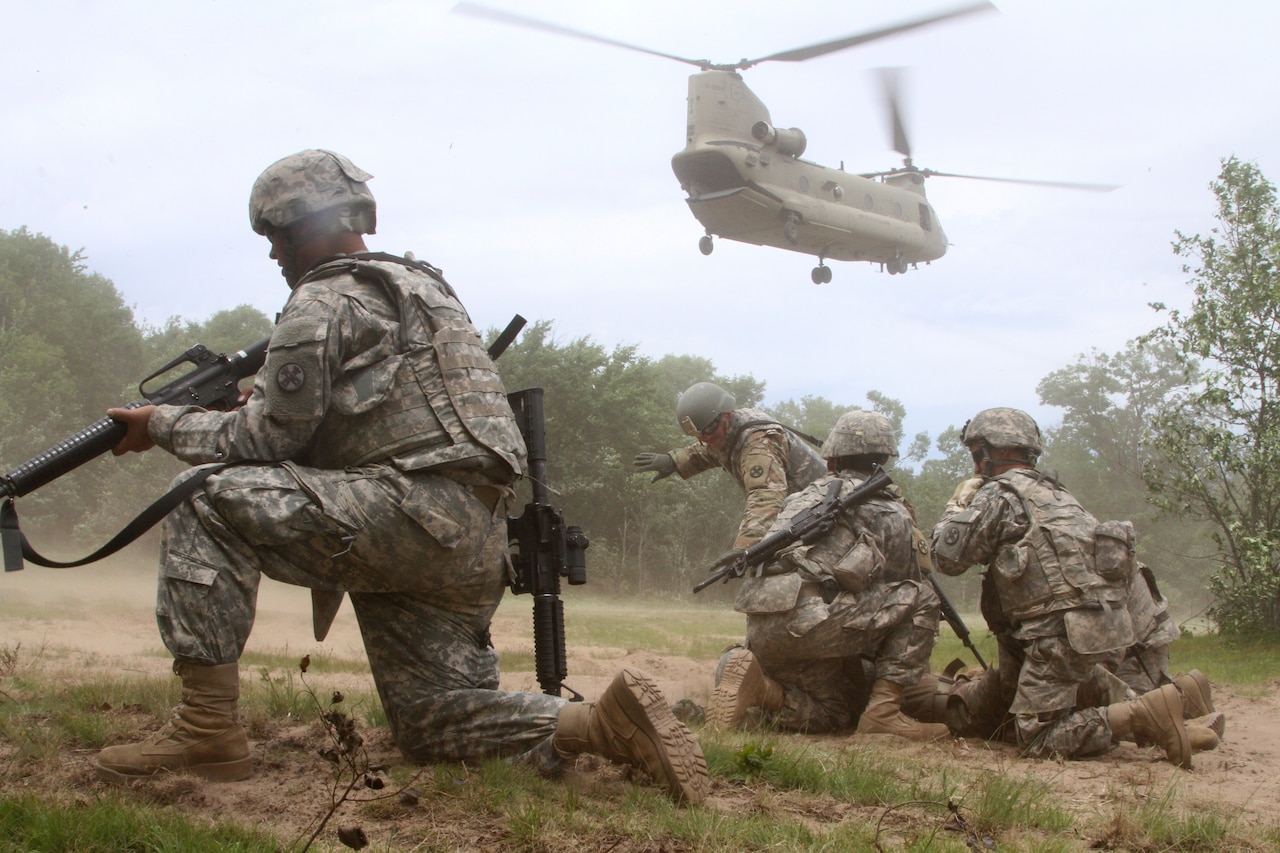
96, 150, 708, 804
707, 410, 949, 739
634, 382, 826, 550
905, 560, 1224, 751
931, 407, 1192, 767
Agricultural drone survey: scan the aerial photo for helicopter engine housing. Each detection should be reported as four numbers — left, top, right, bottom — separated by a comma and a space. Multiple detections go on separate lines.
751, 121, 807, 157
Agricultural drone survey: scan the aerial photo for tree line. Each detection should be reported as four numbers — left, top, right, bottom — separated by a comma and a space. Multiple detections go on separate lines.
3, 156, 1277, 635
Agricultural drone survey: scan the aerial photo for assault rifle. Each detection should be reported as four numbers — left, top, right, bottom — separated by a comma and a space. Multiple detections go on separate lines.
693, 465, 892, 594
2, 338, 270, 572
506, 386, 589, 699
930, 575, 988, 670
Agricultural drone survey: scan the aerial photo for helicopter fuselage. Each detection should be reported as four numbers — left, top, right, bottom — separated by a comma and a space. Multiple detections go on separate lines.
671, 71, 947, 273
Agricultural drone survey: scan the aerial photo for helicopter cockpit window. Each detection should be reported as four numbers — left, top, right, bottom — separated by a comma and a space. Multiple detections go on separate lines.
919, 204, 932, 231
863, 193, 874, 210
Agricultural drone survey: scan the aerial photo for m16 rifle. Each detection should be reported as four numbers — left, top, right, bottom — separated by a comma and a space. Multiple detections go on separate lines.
2, 338, 270, 572
930, 574, 988, 670
506, 386, 588, 699
694, 465, 893, 594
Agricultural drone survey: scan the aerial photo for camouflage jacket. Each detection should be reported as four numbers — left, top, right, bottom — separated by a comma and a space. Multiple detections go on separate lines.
149, 253, 526, 482
669, 408, 825, 549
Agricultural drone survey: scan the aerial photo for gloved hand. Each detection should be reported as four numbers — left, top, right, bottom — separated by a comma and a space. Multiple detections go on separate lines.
633, 452, 676, 483
946, 477, 984, 511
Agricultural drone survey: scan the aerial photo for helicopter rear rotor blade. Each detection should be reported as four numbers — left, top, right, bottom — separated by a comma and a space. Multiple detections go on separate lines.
878, 67, 912, 162
866, 167, 1120, 192
741, 1, 996, 69
452, 2, 709, 69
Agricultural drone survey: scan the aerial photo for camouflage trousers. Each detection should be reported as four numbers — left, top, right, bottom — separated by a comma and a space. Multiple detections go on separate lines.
745, 579, 939, 733
1114, 642, 1172, 696
1007, 626, 1125, 759
156, 462, 564, 765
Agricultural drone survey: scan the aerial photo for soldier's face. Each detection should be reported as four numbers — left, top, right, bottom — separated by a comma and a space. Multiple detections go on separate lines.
264, 227, 301, 287
699, 415, 728, 449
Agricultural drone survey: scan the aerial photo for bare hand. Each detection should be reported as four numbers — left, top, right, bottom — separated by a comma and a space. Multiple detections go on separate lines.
107, 405, 156, 455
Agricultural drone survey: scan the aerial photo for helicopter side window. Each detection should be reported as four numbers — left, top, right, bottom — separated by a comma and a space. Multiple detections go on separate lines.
893, 202, 903, 218
798, 175, 809, 193
863, 193, 874, 210
919, 204, 932, 232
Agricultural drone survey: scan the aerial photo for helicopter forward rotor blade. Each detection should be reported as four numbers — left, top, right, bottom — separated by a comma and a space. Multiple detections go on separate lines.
878, 68, 911, 162
452, 2, 710, 68
740, 1, 997, 69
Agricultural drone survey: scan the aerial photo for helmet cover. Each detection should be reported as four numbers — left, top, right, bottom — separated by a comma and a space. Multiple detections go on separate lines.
249, 149, 376, 235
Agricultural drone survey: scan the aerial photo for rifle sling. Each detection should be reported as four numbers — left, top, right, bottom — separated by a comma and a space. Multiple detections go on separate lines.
1, 464, 226, 570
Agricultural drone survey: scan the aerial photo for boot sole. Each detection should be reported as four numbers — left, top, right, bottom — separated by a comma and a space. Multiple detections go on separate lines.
1191, 710, 1226, 739
614, 669, 710, 805
93, 755, 252, 785
708, 649, 764, 730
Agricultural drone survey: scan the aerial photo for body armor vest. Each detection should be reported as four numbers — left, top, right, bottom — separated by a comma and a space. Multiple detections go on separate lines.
987, 469, 1113, 621
296, 255, 525, 479
725, 408, 826, 493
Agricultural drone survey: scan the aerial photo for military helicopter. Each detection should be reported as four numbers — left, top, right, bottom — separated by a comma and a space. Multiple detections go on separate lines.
455, 2, 1115, 284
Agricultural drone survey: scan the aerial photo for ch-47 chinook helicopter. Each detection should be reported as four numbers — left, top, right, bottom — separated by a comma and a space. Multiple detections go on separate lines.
455, 2, 1115, 284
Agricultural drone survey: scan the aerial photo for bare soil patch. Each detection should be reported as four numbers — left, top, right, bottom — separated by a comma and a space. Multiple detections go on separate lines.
4, 559, 1279, 850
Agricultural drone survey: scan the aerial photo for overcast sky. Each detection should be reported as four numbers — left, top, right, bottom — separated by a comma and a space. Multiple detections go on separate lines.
4, 0, 1277, 452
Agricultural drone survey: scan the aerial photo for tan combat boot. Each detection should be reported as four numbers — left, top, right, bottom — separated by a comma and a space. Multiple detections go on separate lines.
552, 668, 709, 805
709, 648, 784, 730
1190, 710, 1226, 738
1174, 670, 1215, 717
1106, 683, 1191, 769
93, 661, 251, 784
1187, 724, 1220, 752
856, 679, 952, 741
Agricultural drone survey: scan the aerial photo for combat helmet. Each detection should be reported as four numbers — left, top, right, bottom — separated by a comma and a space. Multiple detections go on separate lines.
821, 409, 898, 460
676, 382, 736, 437
961, 407, 1042, 459
249, 149, 377, 237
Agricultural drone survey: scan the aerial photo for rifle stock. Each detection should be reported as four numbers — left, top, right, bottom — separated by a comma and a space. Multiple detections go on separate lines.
693, 466, 893, 594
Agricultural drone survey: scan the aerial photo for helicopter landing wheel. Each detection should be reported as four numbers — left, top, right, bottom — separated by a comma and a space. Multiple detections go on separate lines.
811, 264, 832, 284
783, 214, 800, 246
698, 234, 714, 255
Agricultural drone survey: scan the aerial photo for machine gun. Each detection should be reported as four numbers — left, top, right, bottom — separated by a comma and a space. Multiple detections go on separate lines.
505, 387, 588, 698
2, 338, 270, 572
694, 465, 892, 594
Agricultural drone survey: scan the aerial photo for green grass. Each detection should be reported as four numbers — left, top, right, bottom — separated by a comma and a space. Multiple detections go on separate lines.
516, 594, 748, 659
1167, 632, 1280, 690
0, 794, 285, 852
5, 603, 1280, 852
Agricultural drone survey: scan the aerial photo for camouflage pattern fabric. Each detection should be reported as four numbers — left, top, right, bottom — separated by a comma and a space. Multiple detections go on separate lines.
931, 470, 1128, 759
1114, 564, 1181, 694
742, 472, 940, 733
668, 408, 825, 549
147, 257, 568, 765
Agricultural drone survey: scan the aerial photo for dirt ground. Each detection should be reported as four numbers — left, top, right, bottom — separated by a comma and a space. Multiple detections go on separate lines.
4, 559, 1280, 851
